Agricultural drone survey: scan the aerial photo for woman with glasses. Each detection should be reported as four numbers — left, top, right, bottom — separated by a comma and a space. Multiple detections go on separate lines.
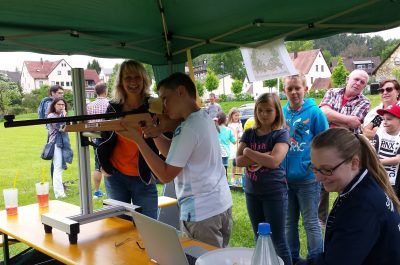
363, 79, 400, 139
297, 128, 400, 265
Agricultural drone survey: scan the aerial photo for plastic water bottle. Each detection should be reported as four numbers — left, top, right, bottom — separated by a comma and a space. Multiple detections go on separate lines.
251, 223, 281, 265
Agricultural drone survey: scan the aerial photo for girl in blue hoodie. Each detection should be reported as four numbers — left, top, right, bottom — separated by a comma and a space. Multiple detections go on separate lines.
282, 75, 328, 263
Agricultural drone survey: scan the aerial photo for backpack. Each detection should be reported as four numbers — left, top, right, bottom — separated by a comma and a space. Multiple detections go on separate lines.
38, 97, 53, 119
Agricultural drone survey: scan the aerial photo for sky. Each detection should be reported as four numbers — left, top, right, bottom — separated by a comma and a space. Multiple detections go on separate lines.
0, 26, 399, 72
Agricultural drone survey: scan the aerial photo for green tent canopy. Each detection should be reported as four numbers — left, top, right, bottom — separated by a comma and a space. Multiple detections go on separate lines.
1, 0, 399, 66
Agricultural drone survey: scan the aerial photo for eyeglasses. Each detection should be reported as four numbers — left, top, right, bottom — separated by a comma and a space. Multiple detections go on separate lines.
378, 87, 395, 94
308, 157, 351, 176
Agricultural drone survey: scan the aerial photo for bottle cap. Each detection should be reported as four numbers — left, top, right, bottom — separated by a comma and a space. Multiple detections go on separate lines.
258, 223, 271, 235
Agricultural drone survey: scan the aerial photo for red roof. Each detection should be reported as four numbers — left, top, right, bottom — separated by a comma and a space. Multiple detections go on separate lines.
311, 77, 331, 90
289, 49, 320, 74
24, 60, 62, 79
84, 69, 100, 83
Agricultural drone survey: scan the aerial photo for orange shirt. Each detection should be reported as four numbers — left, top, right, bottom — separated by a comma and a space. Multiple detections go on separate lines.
110, 134, 139, 176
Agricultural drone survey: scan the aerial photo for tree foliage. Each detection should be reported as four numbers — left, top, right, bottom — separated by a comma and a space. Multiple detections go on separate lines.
205, 49, 246, 81
393, 68, 400, 81
331, 57, 349, 88
195, 80, 205, 97
0, 73, 22, 114
263, 79, 277, 88
285, 40, 314, 52
204, 71, 219, 92
106, 64, 120, 95
231, 79, 243, 96
87, 59, 101, 74
380, 41, 400, 60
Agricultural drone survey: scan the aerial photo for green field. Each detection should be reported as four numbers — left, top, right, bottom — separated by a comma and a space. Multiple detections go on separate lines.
0, 95, 381, 260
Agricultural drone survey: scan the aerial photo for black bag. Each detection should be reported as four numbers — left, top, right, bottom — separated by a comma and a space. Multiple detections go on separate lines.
41, 141, 55, 160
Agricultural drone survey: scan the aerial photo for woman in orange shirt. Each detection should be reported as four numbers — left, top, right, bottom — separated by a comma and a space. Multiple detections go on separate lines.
97, 60, 159, 219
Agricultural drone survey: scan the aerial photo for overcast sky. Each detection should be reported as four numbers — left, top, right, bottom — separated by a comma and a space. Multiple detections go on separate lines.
0, 27, 399, 72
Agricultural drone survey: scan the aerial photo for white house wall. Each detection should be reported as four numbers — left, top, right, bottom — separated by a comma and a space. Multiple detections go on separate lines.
306, 51, 331, 88
20, 64, 35, 93
47, 60, 72, 89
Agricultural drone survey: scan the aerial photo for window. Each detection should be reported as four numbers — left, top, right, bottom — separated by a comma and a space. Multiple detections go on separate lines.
356, 65, 363, 69
315, 65, 319, 72
395, 57, 400, 65
311, 77, 314, 84
51, 81, 55, 85
56, 82, 59, 85
321, 65, 324, 72
61, 81, 64, 86
68, 70, 71, 75
57, 71, 61, 75
368, 64, 372, 69
39, 81, 43, 86
66, 81, 70, 86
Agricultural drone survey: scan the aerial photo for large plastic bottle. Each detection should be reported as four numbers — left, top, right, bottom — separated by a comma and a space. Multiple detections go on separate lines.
251, 223, 281, 265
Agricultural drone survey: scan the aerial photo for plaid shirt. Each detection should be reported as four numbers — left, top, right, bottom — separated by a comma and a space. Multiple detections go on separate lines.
320, 87, 370, 134
86, 97, 109, 122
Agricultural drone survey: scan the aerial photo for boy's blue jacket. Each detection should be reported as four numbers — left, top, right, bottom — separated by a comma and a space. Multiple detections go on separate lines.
283, 98, 328, 183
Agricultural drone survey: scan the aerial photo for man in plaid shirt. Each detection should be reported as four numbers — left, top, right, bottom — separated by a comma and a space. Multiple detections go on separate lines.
87, 82, 109, 198
318, 69, 370, 228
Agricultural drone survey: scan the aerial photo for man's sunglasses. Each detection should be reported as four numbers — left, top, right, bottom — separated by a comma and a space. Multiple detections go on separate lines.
378, 87, 395, 94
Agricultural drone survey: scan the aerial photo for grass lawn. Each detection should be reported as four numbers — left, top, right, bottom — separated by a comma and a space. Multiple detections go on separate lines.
0, 95, 381, 260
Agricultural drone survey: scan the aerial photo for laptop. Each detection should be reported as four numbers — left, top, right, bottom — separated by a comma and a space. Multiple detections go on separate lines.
132, 211, 208, 265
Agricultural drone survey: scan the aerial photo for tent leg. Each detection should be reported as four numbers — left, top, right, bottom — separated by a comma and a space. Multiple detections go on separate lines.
72, 68, 93, 215
186, 49, 202, 107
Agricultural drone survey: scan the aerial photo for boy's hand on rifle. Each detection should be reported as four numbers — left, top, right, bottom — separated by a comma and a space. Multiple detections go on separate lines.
141, 123, 162, 139
118, 122, 143, 143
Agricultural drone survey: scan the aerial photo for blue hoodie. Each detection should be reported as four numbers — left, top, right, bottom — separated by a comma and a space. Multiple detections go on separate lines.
283, 98, 328, 183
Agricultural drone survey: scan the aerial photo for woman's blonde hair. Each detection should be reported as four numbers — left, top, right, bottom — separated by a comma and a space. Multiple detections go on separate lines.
112, 60, 151, 104
312, 128, 400, 212
253, 93, 284, 130
227, 107, 241, 125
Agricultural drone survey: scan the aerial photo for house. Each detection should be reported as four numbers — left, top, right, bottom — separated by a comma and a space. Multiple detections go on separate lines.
372, 42, 400, 81
99, 68, 113, 83
0, 70, 21, 84
20, 59, 72, 93
331, 56, 381, 76
289, 49, 332, 88
84, 69, 101, 98
20, 59, 101, 96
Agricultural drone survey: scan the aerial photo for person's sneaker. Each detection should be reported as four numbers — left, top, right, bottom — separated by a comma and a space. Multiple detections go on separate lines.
93, 190, 104, 198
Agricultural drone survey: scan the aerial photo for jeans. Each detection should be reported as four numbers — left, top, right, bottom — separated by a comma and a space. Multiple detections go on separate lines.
286, 181, 323, 262
104, 170, 158, 219
245, 192, 292, 265
52, 145, 65, 198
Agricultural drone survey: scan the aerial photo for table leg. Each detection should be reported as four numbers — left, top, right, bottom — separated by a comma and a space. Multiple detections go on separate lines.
2, 233, 10, 265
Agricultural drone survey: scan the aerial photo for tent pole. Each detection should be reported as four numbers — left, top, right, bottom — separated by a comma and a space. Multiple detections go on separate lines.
186, 49, 202, 107
72, 68, 93, 215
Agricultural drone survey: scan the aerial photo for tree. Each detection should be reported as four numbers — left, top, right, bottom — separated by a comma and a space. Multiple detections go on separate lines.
393, 68, 400, 81
143, 63, 154, 80
285, 40, 314, 52
0, 73, 22, 114
231, 79, 243, 96
263, 79, 277, 88
106, 64, 120, 94
204, 71, 219, 92
341, 43, 369, 58
87, 59, 101, 74
322, 50, 333, 65
331, 57, 349, 88
380, 41, 399, 60
195, 80, 205, 97
207, 49, 246, 81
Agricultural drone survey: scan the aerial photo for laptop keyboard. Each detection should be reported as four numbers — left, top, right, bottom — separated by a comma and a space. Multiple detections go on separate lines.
185, 253, 197, 265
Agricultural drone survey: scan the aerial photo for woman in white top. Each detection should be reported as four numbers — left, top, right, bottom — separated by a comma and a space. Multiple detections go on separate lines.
363, 79, 400, 140
227, 107, 243, 185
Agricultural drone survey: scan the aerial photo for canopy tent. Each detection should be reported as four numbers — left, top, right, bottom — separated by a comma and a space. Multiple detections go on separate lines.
2, 0, 400, 215
1, 0, 400, 66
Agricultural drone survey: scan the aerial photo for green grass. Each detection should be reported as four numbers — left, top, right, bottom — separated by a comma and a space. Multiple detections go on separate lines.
0, 95, 380, 260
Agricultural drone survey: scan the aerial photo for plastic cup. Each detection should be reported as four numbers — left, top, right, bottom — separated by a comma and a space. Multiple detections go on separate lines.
35, 182, 49, 208
3, 188, 18, 215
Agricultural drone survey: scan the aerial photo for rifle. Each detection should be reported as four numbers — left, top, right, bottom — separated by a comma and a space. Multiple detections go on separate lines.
3, 98, 181, 133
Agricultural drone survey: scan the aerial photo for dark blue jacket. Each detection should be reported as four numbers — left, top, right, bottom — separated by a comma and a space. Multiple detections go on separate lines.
96, 99, 158, 184
298, 169, 400, 265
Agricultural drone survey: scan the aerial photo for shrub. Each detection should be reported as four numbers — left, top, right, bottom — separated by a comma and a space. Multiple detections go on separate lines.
235, 93, 253, 101
307, 89, 326, 99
